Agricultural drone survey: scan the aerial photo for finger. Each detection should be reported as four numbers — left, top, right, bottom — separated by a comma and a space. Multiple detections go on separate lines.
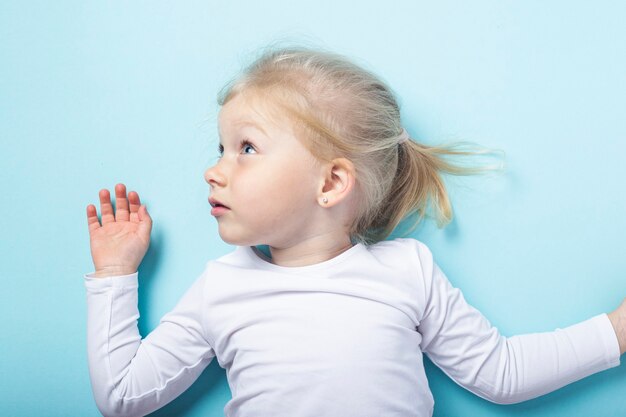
114, 183, 130, 222
128, 190, 141, 223
86, 204, 101, 233
99, 189, 115, 225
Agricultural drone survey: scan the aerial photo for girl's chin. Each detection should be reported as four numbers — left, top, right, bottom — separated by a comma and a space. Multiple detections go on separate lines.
216, 229, 259, 247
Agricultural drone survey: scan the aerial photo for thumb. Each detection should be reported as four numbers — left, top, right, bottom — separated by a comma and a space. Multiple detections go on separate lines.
137, 204, 152, 233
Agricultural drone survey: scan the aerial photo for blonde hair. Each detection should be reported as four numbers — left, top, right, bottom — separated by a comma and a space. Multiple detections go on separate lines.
217, 43, 505, 246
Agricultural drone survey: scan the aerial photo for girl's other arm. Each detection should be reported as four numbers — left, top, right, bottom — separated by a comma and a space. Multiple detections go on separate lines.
413, 242, 622, 405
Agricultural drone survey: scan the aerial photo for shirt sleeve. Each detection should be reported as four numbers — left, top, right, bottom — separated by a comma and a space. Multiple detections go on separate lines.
414, 242, 622, 404
84, 268, 216, 417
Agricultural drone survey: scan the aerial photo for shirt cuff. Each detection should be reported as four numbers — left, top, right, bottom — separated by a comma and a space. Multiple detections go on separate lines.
84, 271, 138, 290
569, 313, 622, 369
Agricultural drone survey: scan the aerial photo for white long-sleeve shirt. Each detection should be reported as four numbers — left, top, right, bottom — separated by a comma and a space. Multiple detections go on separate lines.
84, 237, 621, 417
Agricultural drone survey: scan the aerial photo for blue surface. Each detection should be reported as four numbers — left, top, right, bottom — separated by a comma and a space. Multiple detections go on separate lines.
1, 1, 625, 415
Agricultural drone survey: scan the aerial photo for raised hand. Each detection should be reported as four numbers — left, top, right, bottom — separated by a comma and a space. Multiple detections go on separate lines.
86, 183, 152, 278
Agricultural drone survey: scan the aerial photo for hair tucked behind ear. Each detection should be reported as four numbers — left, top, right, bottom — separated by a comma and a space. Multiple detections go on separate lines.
217, 41, 505, 246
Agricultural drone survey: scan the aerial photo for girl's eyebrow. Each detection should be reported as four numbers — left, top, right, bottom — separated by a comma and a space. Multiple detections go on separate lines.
218, 120, 269, 144
233, 120, 268, 137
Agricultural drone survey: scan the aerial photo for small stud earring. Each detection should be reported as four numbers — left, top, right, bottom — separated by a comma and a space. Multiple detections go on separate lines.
322, 197, 328, 204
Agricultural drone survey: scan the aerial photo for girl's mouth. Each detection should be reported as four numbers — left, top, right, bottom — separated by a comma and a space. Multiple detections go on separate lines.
211, 205, 230, 216
209, 197, 230, 216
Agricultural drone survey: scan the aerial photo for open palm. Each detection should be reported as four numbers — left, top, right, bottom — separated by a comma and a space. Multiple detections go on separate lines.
86, 183, 152, 277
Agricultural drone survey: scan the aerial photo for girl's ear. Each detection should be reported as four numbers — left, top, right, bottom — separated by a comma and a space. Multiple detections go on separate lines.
318, 157, 356, 207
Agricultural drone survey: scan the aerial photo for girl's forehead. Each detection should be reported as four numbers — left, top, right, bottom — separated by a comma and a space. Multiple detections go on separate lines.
218, 95, 292, 137
218, 111, 272, 139
219, 98, 252, 123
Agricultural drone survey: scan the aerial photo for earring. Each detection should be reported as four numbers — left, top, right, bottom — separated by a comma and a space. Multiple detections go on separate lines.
322, 197, 328, 204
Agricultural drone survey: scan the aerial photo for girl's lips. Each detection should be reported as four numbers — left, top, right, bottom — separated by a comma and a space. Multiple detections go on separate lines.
211, 205, 230, 216
209, 196, 229, 209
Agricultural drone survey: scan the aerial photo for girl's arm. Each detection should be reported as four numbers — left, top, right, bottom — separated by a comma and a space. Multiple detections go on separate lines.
84, 268, 216, 417
413, 242, 622, 405
84, 185, 215, 415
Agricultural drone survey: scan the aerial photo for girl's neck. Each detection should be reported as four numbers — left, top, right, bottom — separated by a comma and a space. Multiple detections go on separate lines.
267, 235, 354, 267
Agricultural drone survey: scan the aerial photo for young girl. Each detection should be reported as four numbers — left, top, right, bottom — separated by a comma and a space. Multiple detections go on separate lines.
84, 45, 626, 417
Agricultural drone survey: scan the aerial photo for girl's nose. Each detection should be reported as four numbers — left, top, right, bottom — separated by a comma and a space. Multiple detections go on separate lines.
204, 163, 226, 188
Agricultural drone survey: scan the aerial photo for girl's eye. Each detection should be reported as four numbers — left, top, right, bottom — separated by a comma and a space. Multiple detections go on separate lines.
217, 139, 257, 158
241, 139, 257, 155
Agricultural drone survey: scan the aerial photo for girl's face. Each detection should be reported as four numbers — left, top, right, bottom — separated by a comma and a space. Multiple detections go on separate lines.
204, 94, 323, 248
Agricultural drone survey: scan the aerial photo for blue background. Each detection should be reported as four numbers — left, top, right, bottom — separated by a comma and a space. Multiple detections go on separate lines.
1, 1, 625, 416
